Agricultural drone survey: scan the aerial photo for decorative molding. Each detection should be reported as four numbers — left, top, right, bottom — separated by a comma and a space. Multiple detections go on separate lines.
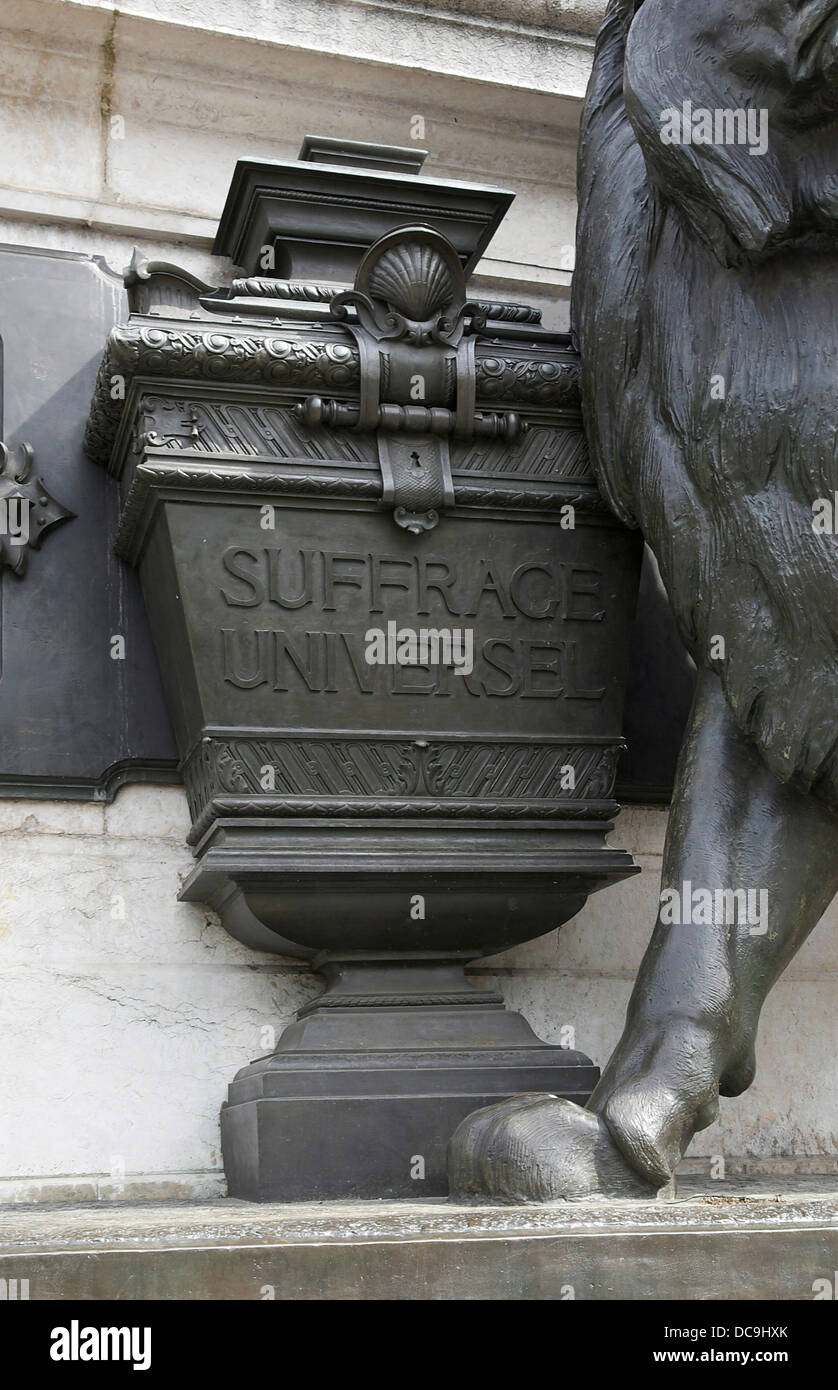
228, 279, 543, 325
83, 322, 581, 469
83, 325, 359, 469
190, 794, 619, 839
224, 181, 493, 225
104, 327, 358, 383
299, 990, 505, 1013
183, 735, 623, 842
474, 302, 542, 324
453, 483, 609, 514
230, 278, 340, 301
113, 463, 382, 561
126, 397, 592, 487
452, 425, 590, 481
213, 162, 513, 281
123, 249, 214, 316
136, 396, 200, 449
0, 759, 180, 803
476, 355, 581, 405
135, 394, 377, 464
112, 459, 609, 562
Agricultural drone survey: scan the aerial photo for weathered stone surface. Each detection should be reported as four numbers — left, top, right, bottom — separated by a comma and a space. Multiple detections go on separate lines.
1, 1178, 836, 1299
0, 0, 587, 328
103, 785, 192, 841
0, 790, 315, 1198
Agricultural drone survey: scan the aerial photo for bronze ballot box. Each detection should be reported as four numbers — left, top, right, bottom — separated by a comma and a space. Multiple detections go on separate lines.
84, 141, 643, 1200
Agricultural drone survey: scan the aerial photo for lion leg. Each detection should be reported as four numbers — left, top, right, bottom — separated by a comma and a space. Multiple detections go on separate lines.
593, 667, 838, 1184
449, 669, 838, 1201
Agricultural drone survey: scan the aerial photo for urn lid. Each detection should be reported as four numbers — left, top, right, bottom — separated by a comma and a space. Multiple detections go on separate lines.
214, 135, 514, 283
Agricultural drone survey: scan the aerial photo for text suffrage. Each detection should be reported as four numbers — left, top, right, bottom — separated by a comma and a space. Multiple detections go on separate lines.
218, 545, 608, 701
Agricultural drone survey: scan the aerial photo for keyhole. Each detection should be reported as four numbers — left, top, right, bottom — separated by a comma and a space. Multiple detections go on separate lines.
410, 451, 423, 471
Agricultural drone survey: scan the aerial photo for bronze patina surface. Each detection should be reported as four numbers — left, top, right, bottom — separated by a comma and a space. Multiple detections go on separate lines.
85, 144, 644, 1200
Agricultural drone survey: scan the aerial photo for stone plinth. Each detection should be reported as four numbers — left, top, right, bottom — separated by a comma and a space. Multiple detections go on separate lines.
3, 1179, 837, 1300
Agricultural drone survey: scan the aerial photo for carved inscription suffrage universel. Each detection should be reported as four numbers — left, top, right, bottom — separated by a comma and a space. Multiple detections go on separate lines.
217, 544, 610, 704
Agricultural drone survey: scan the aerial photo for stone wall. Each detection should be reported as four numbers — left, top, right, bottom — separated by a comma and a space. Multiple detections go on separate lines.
0, 0, 836, 1200
2, 791, 836, 1202
0, 0, 593, 327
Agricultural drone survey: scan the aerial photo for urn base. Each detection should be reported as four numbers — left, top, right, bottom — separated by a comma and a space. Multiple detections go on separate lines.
220, 958, 598, 1201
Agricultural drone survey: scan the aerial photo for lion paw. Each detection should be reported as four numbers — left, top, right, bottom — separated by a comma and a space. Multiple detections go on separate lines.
447, 1093, 664, 1203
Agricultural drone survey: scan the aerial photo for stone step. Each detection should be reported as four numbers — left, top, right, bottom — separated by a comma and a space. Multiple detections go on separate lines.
1, 1176, 837, 1300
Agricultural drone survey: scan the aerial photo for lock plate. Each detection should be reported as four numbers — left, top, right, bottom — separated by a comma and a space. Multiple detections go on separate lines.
377, 432, 454, 534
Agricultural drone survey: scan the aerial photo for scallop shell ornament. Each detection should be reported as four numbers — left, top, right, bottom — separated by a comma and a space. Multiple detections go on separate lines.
366, 243, 456, 320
